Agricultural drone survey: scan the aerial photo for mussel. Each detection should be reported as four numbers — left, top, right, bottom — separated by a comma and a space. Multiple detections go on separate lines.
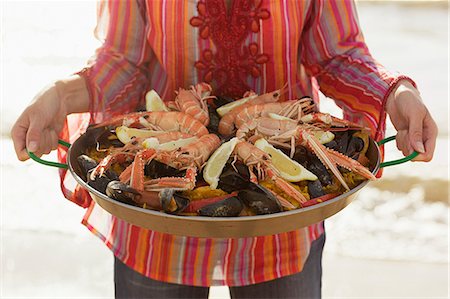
160, 190, 190, 214
292, 148, 333, 186
217, 161, 251, 193
106, 180, 141, 204
206, 104, 221, 135
238, 183, 282, 215
78, 154, 120, 194
324, 130, 365, 159
307, 180, 325, 199
145, 160, 185, 179
77, 155, 98, 182
198, 197, 243, 217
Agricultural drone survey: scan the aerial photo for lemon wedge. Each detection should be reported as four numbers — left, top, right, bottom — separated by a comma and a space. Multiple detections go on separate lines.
216, 95, 257, 117
268, 113, 295, 121
203, 137, 239, 189
158, 137, 198, 151
254, 138, 318, 182
116, 126, 164, 144
313, 131, 335, 144
146, 90, 168, 112
142, 138, 160, 149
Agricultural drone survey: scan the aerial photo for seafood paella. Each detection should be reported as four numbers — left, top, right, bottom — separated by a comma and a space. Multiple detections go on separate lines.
77, 83, 376, 217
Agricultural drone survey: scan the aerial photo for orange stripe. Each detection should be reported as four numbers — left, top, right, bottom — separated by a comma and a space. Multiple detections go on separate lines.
134, 228, 149, 273
271, 2, 284, 91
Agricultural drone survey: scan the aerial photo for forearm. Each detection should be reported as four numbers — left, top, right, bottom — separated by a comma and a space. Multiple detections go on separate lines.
54, 75, 90, 114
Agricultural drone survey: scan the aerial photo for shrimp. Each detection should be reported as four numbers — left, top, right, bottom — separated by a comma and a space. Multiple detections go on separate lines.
236, 117, 298, 141
173, 83, 215, 126
217, 84, 289, 136
234, 98, 315, 129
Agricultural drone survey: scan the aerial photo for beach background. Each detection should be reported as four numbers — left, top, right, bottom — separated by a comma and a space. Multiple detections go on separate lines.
1, 1, 448, 298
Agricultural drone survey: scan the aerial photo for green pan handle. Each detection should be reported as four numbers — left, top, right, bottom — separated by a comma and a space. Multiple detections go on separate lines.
27, 140, 71, 169
377, 135, 419, 168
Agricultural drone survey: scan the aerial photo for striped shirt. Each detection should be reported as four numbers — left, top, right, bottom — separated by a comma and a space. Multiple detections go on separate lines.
57, 0, 414, 286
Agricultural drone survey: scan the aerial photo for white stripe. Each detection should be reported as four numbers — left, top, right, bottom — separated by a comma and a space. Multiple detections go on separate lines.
223, 239, 232, 280
259, 19, 266, 93
124, 224, 132, 262
177, 236, 187, 283
282, 0, 292, 99
145, 231, 155, 276
275, 234, 281, 277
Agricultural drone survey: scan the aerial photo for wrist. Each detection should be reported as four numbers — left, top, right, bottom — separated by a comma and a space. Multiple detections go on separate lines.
385, 78, 419, 114
54, 75, 90, 114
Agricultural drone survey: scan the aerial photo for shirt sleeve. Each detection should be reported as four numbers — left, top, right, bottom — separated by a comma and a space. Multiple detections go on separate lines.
79, 0, 151, 123
58, 0, 151, 207
300, 0, 415, 141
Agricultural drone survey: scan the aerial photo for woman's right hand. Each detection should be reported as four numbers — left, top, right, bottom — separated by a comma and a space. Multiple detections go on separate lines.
11, 75, 89, 161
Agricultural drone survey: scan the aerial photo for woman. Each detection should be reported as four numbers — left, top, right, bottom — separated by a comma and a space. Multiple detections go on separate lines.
11, 1, 437, 298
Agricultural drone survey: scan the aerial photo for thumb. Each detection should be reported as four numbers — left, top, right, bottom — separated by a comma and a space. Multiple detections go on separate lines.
26, 116, 45, 153
408, 114, 425, 154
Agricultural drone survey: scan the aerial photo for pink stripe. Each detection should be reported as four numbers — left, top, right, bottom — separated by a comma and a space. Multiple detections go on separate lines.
187, 237, 199, 285
200, 239, 212, 286
238, 238, 248, 285
161, 1, 167, 67
97, 57, 128, 91
329, 1, 345, 40
118, 1, 131, 53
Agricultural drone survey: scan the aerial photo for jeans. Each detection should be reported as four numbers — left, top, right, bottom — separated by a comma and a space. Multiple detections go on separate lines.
114, 232, 325, 299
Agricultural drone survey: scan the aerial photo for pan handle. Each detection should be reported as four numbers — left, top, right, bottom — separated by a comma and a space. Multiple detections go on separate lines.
377, 135, 419, 168
27, 140, 71, 169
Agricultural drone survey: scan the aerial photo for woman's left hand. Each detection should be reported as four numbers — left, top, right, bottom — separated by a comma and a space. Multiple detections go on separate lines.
385, 79, 438, 162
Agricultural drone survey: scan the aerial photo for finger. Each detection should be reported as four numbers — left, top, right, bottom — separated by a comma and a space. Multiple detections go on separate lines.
50, 130, 59, 151
396, 130, 413, 156
408, 111, 426, 154
26, 115, 45, 154
414, 115, 438, 162
11, 121, 30, 161
41, 130, 53, 155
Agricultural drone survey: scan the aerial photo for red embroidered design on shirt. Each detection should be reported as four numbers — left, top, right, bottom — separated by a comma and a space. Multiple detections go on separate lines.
190, 0, 270, 98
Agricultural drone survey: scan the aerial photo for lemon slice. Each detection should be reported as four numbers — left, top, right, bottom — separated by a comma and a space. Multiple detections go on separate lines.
268, 113, 295, 121
313, 131, 335, 144
216, 95, 257, 117
146, 90, 168, 112
203, 137, 239, 189
116, 126, 164, 144
158, 137, 198, 151
254, 138, 318, 182
142, 138, 160, 149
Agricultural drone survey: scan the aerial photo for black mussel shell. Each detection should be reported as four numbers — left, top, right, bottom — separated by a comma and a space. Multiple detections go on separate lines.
217, 161, 251, 193
213, 95, 235, 108
106, 180, 141, 204
346, 136, 364, 159
161, 190, 189, 214
206, 106, 221, 135
291, 146, 309, 165
198, 197, 243, 217
307, 158, 333, 186
238, 184, 282, 215
308, 180, 325, 199
77, 155, 98, 181
145, 160, 185, 179
87, 169, 112, 194
93, 126, 124, 149
87, 168, 119, 194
